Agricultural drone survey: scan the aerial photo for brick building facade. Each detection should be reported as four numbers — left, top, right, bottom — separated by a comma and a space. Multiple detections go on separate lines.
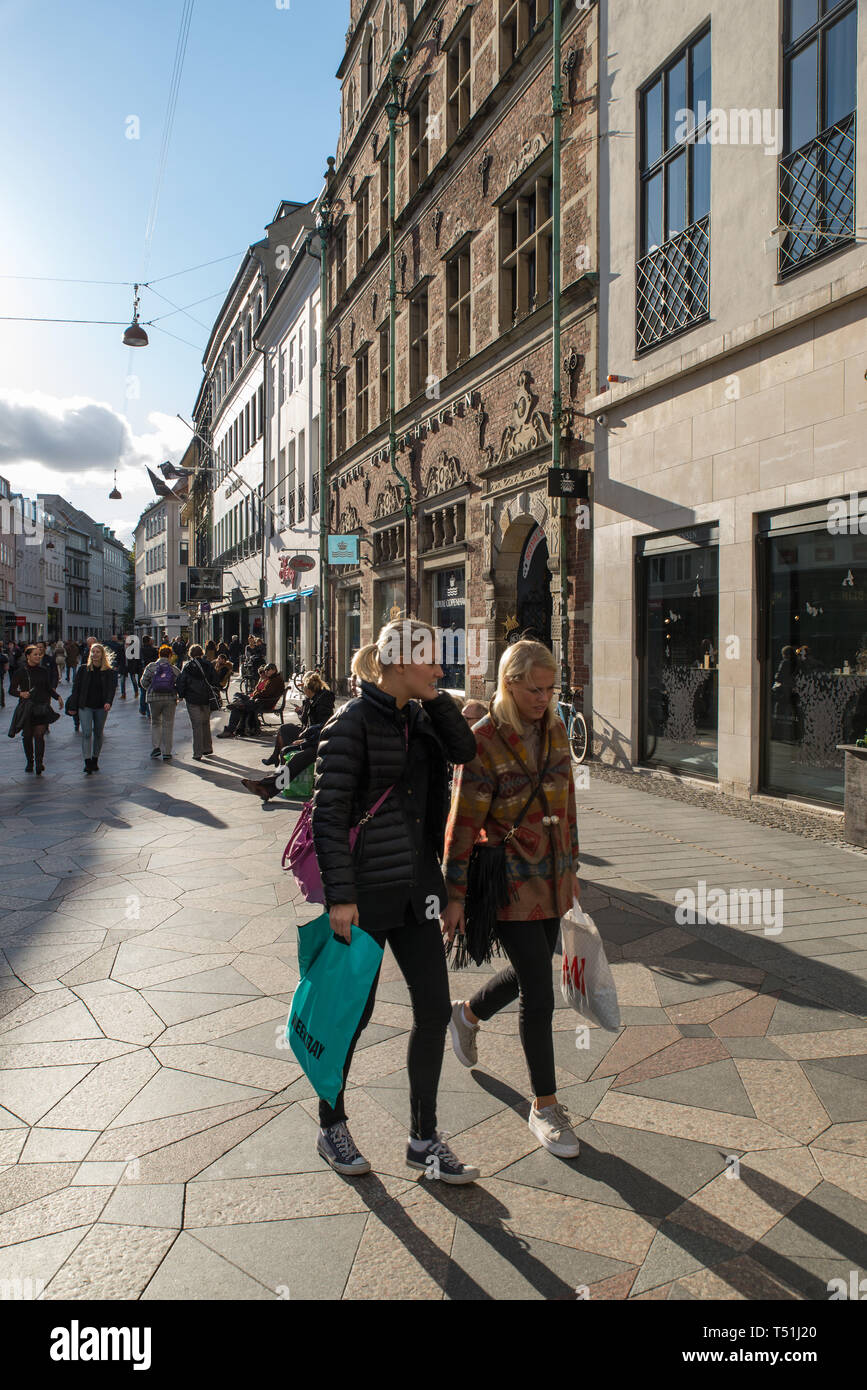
323, 0, 599, 696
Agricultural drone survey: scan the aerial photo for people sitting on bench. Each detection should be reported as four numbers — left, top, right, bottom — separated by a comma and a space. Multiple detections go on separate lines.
217, 664, 285, 738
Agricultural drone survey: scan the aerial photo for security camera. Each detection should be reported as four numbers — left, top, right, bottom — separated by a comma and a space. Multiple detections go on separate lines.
597, 414, 607, 427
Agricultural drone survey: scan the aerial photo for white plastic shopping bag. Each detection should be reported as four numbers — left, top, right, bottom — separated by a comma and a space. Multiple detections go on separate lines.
560, 899, 621, 1030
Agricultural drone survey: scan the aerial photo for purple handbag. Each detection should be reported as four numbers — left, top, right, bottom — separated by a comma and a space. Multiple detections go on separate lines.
282, 785, 396, 905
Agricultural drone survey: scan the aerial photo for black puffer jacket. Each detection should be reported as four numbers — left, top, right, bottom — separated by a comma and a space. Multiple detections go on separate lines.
312, 682, 476, 908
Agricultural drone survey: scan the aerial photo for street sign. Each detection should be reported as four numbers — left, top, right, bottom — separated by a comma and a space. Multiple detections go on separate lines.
547, 468, 590, 498
199, 602, 211, 615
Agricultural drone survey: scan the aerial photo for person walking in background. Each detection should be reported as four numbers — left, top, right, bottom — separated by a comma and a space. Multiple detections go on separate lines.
176, 644, 218, 760
66, 642, 117, 774
310, 618, 479, 1182
8, 644, 63, 774
0, 644, 8, 709
105, 634, 128, 699
63, 638, 80, 683
141, 644, 179, 761
125, 635, 143, 697
442, 640, 582, 1160
228, 634, 241, 671
171, 634, 188, 668
138, 636, 157, 716
204, 639, 218, 663
35, 640, 60, 690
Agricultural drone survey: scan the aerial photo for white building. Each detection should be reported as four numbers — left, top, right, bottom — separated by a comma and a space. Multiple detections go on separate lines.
134, 496, 189, 642
199, 200, 316, 649
101, 527, 131, 637
256, 223, 322, 675
587, 0, 865, 808
11, 495, 44, 643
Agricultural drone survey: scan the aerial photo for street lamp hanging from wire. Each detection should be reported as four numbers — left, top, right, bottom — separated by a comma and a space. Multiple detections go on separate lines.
122, 284, 149, 347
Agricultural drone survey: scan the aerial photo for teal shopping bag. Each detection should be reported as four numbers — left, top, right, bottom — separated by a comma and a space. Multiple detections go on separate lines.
286, 913, 384, 1107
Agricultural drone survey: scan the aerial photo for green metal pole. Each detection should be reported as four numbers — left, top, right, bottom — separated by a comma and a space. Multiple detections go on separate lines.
319, 233, 328, 675
387, 47, 413, 619
552, 0, 570, 698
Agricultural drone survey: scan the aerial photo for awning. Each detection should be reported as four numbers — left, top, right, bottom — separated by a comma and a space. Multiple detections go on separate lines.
263, 587, 317, 608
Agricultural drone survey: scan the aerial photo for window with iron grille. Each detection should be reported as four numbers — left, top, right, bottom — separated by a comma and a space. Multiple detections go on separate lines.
447, 21, 472, 142
499, 170, 553, 328
379, 324, 390, 422
780, 0, 856, 275
499, 0, 550, 71
356, 179, 370, 268
312, 472, 320, 515
409, 290, 429, 397
356, 348, 370, 438
446, 248, 472, 368
298, 480, 305, 524
336, 372, 347, 453
636, 28, 711, 353
334, 220, 347, 301
409, 90, 430, 197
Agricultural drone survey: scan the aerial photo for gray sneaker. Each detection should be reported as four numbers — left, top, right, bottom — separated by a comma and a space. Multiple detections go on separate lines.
528, 1101, 580, 1158
449, 1000, 479, 1068
317, 1121, 371, 1176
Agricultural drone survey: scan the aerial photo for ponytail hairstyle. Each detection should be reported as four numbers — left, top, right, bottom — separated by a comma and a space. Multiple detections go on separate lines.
351, 617, 438, 684
492, 639, 557, 734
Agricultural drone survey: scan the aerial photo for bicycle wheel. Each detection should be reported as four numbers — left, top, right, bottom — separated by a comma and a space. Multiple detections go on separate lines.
570, 711, 589, 764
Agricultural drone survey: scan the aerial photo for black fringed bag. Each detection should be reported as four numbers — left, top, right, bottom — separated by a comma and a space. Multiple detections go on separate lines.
447, 768, 549, 969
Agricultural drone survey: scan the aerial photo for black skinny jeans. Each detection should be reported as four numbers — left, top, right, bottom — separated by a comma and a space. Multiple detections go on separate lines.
319, 904, 451, 1140
469, 918, 560, 1099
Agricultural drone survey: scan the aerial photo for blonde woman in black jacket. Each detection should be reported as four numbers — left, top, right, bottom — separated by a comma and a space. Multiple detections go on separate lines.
66, 643, 117, 774
310, 618, 479, 1184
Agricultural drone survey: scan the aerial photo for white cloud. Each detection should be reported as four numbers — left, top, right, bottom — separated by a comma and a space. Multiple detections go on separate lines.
0, 389, 189, 473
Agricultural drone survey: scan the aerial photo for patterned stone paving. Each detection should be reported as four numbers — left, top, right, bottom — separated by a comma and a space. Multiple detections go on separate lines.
0, 694, 865, 1300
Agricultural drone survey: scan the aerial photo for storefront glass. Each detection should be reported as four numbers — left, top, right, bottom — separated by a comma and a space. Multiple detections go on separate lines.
343, 587, 361, 682
762, 513, 867, 805
640, 537, 719, 777
432, 567, 466, 690
374, 579, 405, 633
284, 606, 301, 677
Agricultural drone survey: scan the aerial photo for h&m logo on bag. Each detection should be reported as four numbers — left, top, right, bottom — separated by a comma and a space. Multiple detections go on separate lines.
562, 952, 587, 996
291, 1010, 325, 1059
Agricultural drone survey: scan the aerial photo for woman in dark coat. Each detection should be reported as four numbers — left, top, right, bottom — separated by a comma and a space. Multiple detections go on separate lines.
66, 643, 118, 773
309, 618, 478, 1184
176, 644, 219, 760
8, 645, 63, 773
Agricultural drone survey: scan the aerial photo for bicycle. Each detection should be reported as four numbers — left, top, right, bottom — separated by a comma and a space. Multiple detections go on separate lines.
557, 686, 589, 764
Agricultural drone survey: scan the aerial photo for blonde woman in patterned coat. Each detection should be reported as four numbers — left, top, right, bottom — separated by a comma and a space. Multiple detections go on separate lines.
442, 640, 582, 1158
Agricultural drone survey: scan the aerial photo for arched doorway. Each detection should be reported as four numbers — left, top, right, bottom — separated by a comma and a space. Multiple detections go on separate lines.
516, 524, 553, 648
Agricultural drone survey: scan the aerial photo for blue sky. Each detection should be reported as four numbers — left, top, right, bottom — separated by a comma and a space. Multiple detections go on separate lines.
0, 0, 347, 542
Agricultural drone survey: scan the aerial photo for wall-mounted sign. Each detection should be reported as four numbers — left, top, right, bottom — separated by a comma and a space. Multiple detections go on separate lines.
328, 535, 360, 565
188, 567, 223, 600
287, 555, 316, 572
547, 468, 590, 499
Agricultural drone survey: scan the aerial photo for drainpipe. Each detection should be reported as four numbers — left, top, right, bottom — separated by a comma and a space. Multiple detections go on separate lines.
306, 165, 335, 679
551, 0, 571, 698
386, 45, 414, 617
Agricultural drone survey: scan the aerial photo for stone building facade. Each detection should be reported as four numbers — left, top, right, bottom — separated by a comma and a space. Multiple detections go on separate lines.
323, 0, 599, 695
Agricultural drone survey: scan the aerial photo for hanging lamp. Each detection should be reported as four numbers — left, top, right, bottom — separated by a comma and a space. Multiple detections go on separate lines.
122, 284, 148, 347
109, 470, 122, 500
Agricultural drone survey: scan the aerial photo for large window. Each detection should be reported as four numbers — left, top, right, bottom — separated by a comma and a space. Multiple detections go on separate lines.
637, 28, 711, 353
409, 290, 429, 397
446, 247, 472, 369
432, 567, 466, 690
500, 169, 553, 327
761, 502, 867, 804
334, 221, 347, 301
447, 21, 472, 142
499, 0, 551, 71
379, 149, 390, 243
379, 323, 390, 422
409, 89, 430, 196
356, 348, 370, 438
639, 532, 719, 779
780, 0, 857, 274
335, 372, 347, 453
356, 179, 370, 269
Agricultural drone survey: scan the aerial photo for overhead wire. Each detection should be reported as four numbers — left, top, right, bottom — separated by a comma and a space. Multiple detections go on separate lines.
141, 0, 196, 280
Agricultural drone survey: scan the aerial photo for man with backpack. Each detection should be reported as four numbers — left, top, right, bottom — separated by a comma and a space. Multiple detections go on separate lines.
140, 643, 180, 761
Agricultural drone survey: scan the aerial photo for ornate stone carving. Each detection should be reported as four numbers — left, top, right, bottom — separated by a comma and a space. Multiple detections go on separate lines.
426, 451, 467, 497
339, 504, 360, 533
432, 208, 443, 247
371, 291, 378, 321
374, 478, 404, 519
399, 250, 407, 288
506, 135, 547, 186
474, 399, 488, 451
478, 151, 493, 196
493, 371, 553, 467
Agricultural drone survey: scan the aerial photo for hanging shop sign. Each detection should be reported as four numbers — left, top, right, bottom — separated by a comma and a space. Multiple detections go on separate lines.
287, 555, 316, 572
328, 535, 360, 565
188, 567, 223, 601
547, 468, 590, 499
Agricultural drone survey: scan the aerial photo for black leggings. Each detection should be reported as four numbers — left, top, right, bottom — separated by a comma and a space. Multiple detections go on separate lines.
22, 726, 47, 767
319, 905, 451, 1140
469, 918, 560, 1098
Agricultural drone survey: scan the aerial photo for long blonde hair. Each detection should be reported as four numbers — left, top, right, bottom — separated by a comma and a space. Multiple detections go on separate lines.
492, 640, 557, 734
351, 617, 438, 683
87, 643, 116, 672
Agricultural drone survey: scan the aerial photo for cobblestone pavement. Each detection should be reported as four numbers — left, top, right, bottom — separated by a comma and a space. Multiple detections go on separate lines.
0, 693, 864, 1301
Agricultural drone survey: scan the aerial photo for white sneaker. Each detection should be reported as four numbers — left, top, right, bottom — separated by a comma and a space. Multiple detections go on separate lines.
528, 1101, 580, 1158
449, 1000, 479, 1067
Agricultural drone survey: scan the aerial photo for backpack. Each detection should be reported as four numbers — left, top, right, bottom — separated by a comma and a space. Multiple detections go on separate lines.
151, 660, 177, 694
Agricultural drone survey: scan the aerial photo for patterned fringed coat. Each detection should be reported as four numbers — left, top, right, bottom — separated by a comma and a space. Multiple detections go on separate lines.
443, 710, 580, 921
